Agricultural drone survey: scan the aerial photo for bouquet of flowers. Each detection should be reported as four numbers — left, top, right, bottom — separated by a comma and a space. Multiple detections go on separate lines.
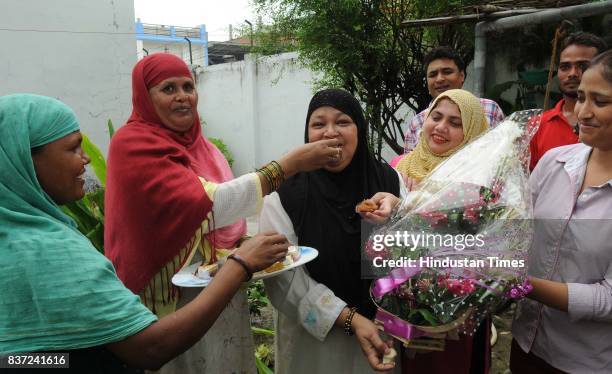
366, 110, 541, 350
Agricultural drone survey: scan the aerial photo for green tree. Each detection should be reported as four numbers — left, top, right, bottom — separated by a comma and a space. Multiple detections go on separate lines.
251, 0, 485, 156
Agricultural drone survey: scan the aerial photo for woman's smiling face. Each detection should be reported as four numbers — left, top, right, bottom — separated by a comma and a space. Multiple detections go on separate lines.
32, 131, 91, 205
422, 98, 464, 155
575, 64, 612, 151
307, 106, 358, 172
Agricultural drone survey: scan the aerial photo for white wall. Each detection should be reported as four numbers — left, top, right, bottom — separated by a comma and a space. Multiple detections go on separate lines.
197, 52, 319, 175
0, 0, 136, 155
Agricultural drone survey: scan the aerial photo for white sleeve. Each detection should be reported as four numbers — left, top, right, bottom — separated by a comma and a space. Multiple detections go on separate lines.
260, 193, 347, 341
258, 192, 298, 244
209, 173, 262, 228
396, 169, 409, 199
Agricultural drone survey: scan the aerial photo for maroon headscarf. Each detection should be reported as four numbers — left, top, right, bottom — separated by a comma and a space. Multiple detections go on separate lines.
105, 53, 246, 295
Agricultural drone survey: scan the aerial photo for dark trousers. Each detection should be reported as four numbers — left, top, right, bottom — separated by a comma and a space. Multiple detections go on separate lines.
509, 339, 567, 374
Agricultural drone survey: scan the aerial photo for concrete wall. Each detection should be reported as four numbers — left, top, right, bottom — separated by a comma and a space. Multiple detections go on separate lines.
0, 0, 136, 155
197, 52, 321, 175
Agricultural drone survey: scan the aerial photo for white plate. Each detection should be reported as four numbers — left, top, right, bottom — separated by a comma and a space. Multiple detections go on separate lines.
172, 246, 319, 288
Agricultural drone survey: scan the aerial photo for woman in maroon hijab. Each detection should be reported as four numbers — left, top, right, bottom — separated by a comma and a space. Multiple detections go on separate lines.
105, 53, 340, 373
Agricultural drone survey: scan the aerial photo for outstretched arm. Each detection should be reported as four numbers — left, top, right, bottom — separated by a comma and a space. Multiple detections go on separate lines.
106, 233, 289, 370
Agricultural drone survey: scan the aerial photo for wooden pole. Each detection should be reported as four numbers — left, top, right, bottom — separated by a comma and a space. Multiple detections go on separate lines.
543, 22, 570, 110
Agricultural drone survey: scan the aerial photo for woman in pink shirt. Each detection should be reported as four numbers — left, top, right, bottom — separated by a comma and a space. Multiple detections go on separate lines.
511, 50, 612, 373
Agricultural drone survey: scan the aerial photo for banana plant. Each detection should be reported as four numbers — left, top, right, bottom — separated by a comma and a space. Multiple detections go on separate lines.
61, 120, 114, 254
253, 328, 275, 374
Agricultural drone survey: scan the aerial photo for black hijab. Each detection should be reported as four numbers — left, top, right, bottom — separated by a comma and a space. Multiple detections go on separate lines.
277, 89, 400, 318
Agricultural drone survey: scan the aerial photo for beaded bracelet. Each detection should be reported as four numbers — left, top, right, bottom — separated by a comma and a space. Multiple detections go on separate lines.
344, 307, 358, 336
227, 253, 253, 282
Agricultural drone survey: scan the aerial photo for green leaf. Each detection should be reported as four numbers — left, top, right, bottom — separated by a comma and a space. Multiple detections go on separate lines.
251, 326, 275, 336
61, 199, 98, 231
84, 189, 105, 221
61, 194, 105, 254
407, 308, 420, 319
208, 137, 234, 168
81, 134, 107, 187
417, 309, 439, 326
60, 126, 109, 253
255, 356, 273, 374
61, 204, 87, 229
85, 223, 105, 254
107, 119, 115, 138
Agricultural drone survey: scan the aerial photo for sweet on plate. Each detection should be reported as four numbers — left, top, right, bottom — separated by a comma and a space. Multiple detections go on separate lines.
195, 246, 302, 279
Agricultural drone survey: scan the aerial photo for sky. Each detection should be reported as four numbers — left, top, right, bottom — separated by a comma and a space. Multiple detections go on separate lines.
133, 0, 256, 41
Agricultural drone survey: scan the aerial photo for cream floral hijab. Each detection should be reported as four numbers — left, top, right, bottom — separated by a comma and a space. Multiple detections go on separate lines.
397, 89, 489, 181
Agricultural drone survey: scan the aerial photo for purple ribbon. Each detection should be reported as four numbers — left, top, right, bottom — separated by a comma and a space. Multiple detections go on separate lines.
506, 278, 533, 299
375, 309, 427, 340
371, 265, 422, 298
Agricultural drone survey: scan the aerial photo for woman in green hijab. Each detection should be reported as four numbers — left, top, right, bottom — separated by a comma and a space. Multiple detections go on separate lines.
0, 93, 289, 372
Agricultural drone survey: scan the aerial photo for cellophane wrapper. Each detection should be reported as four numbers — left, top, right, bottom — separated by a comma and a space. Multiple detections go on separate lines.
367, 110, 541, 336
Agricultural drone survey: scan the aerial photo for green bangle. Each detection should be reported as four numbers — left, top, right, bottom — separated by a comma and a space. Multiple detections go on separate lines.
256, 160, 285, 192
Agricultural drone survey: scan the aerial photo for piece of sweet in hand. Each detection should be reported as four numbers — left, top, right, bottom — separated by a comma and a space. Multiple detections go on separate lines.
196, 263, 218, 279
356, 199, 378, 213
383, 348, 397, 364
288, 246, 301, 261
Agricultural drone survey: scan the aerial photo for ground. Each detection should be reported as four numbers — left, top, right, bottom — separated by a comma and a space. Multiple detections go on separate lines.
491, 306, 514, 374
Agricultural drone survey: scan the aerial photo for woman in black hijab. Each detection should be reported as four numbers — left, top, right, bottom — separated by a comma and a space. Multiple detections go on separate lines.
261, 89, 405, 373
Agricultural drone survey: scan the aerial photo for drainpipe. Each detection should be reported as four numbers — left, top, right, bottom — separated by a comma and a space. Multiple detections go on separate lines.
184, 37, 193, 65
200, 24, 209, 67
474, 24, 488, 98
474, 0, 612, 97
245, 20, 254, 47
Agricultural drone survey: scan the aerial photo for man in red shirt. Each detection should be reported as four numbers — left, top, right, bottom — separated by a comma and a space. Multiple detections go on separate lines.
530, 32, 607, 170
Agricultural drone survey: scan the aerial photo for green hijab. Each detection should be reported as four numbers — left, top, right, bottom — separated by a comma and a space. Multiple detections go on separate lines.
0, 94, 157, 354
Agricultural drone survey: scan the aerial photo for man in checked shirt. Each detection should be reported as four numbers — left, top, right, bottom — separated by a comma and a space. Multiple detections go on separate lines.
392, 46, 504, 166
